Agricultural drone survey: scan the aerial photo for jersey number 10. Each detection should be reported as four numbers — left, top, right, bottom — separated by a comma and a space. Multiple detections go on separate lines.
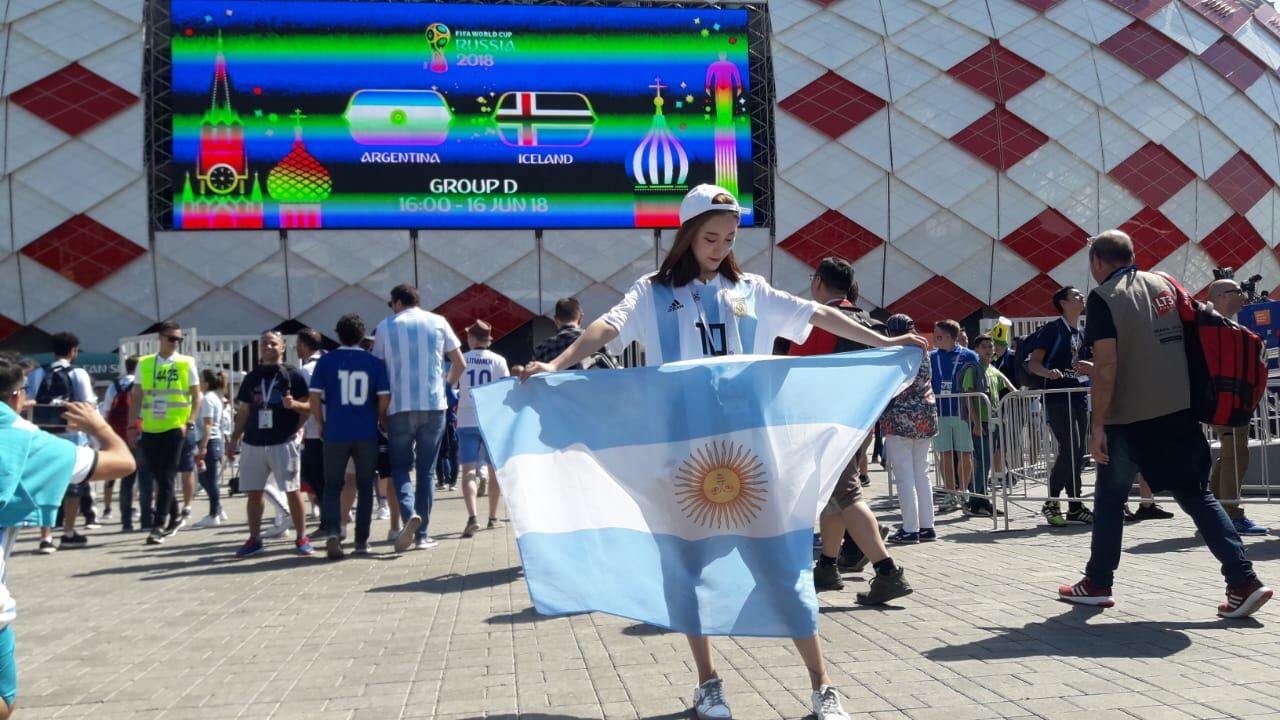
337, 370, 369, 406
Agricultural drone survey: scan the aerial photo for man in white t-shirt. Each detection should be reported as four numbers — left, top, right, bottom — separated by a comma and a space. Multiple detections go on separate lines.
456, 321, 510, 537
0, 352, 135, 718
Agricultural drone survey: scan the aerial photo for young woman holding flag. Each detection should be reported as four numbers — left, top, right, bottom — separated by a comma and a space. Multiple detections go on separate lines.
521, 184, 927, 720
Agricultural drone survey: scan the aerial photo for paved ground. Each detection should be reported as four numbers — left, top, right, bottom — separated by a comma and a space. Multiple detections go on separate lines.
8, 468, 1280, 720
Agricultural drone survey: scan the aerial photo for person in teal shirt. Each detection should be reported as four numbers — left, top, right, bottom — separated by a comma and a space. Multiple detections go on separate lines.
0, 353, 135, 718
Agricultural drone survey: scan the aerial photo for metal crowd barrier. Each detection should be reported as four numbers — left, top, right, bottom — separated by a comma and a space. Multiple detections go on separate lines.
994, 387, 1094, 531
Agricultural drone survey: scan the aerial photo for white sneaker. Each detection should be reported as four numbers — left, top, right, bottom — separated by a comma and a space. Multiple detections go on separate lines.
812, 686, 850, 720
193, 514, 221, 529
263, 519, 289, 539
692, 678, 731, 720
395, 515, 422, 553
219, 509, 228, 521
413, 536, 438, 550
386, 528, 400, 543
376, 504, 391, 521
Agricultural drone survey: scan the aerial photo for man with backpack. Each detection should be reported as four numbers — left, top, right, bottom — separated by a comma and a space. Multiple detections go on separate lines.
792, 258, 911, 606
1026, 287, 1092, 527
25, 332, 98, 553
100, 355, 142, 528
1058, 230, 1270, 617
1205, 278, 1268, 536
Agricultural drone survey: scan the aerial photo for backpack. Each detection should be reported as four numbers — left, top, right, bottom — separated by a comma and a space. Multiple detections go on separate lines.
32, 364, 76, 432
106, 377, 134, 437
833, 304, 886, 353
1157, 272, 1267, 427
1015, 323, 1069, 390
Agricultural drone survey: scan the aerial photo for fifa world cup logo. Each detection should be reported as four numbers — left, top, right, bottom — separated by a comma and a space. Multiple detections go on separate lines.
425, 22, 451, 73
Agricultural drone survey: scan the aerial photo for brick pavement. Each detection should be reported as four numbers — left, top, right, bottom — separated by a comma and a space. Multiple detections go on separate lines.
7, 469, 1280, 720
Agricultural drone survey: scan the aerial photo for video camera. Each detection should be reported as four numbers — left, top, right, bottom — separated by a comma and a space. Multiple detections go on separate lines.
1214, 266, 1264, 304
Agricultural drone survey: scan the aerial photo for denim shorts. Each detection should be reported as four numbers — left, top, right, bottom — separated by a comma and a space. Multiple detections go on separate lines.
176, 430, 198, 473
458, 427, 488, 465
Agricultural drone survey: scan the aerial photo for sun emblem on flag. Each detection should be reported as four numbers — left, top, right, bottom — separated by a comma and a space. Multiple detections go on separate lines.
674, 441, 767, 529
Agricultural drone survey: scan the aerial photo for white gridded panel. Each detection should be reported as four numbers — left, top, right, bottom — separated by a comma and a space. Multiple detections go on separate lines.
1045, 0, 1131, 44
541, 229, 656, 284
1146, 0, 1223, 54
779, 12, 882, 71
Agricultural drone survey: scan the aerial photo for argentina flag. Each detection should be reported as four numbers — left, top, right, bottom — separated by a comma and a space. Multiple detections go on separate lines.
472, 347, 922, 638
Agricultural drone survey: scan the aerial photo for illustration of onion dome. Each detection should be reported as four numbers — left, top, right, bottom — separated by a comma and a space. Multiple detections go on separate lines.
631, 80, 689, 187
267, 110, 332, 204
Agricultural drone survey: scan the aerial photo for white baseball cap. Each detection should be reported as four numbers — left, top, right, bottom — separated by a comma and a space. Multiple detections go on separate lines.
678, 184, 742, 225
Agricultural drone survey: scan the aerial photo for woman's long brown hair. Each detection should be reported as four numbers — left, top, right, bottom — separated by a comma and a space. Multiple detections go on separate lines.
653, 196, 742, 287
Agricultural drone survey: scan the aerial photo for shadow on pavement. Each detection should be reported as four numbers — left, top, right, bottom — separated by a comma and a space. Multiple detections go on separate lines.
486, 607, 542, 625
369, 566, 522, 594
820, 604, 906, 613
1127, 534, 1280, 561
924, 607, 1261, 662
941, 525, 1090, 543
620, 622, 671, 636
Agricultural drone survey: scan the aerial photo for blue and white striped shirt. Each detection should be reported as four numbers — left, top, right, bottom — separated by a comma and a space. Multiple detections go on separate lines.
373, 307, 461, 414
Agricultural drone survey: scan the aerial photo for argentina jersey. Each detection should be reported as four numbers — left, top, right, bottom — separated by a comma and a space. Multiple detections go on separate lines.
603, 273, 820, 365
310, 348, 390, 442
374, 307, 460, 413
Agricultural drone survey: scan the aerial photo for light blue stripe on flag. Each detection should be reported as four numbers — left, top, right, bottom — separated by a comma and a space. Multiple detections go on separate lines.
472, 348, 922, 638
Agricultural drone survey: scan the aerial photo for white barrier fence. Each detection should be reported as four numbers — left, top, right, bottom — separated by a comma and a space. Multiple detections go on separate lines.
118, 331, 299, 402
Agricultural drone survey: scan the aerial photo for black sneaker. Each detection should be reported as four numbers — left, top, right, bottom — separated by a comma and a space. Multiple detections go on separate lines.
146, 528, 166, 545
1133, 503, 1173, 521
487, 517, 500, 529
1123, 505, 1139, 523
1065, 508, 1094, 525
858, 474, 871, 488
326, 535, 344, 560
60, 531, 88, 548
36, 539, 56, 555
856, 566, 913, 605
813, 563, 844, 591
837, 545, 867, 572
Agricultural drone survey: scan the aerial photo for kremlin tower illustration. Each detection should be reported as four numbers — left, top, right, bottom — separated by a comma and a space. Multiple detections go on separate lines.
177, 32, 264, 229
267, 111, 333, 228
630, 80, 689, 228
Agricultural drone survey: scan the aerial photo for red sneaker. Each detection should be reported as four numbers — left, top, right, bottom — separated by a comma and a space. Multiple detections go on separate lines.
1058, 577, 1115, 608
1218, 578, 1273, 619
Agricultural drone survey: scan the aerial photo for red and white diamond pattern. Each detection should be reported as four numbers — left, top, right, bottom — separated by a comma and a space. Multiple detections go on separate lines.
7, 0, 1280, 349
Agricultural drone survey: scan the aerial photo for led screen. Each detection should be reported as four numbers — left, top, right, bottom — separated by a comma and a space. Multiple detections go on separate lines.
163, 0, 765, 229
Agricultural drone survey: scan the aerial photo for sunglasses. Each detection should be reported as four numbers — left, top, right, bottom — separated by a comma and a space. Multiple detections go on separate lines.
164, 335, 184, 343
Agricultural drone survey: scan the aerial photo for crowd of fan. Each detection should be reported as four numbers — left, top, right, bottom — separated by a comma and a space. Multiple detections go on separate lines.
5, 259, 1269, 569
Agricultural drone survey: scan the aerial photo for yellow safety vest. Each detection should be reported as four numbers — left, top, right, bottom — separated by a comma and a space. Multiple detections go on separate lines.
137, 353, 195, 433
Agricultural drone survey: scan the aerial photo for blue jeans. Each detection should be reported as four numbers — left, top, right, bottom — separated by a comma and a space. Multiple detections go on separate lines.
324, 439, 379, 545
388, 410, 446, 539
1086, 411, 1254, 589
120, 446, 154, 528
198, 438, 224, 516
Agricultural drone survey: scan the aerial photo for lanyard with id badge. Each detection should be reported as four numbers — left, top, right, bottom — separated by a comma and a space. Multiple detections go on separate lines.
258, 375, 278, 430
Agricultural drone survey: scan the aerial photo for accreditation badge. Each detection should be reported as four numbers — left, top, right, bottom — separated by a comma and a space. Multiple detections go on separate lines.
731, 297, 748, 318
150, 397, 168, 420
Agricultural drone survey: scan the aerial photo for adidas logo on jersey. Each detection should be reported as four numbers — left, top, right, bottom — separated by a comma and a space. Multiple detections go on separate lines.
667, 299, 684, 312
